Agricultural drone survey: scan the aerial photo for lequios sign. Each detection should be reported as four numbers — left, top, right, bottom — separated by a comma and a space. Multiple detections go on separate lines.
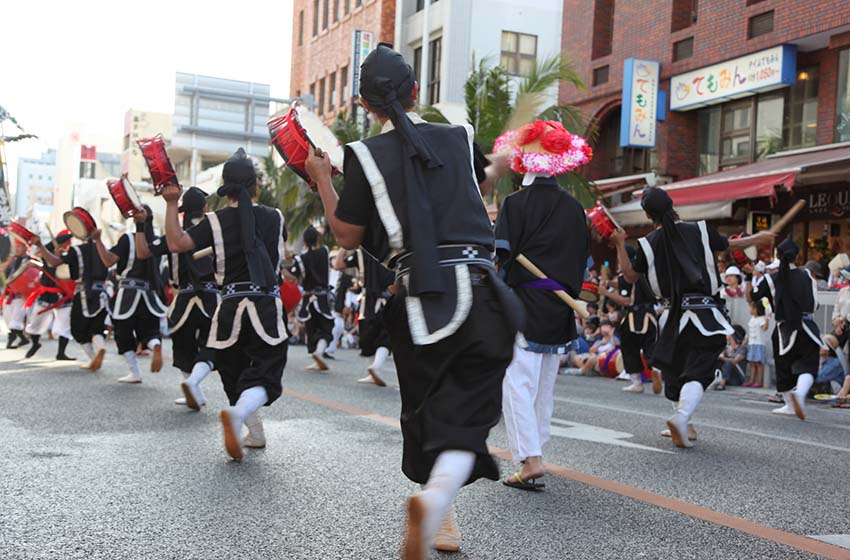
670, 45, 797, 111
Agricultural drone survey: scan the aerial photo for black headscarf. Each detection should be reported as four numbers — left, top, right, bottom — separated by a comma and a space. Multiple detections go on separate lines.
179, 187, 212, 285
775, 239, 802, 331
360, 42, 443, 296
217, 149, 274, 288
640, 187, 703, 367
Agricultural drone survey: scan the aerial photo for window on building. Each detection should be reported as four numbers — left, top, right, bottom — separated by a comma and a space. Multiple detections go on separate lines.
313, 0, 319, 36
322, 0, 329, 30
298, 10, 304, 45
329, 72, 337, 112
672, 37, 694, 62
720, 100, 753, 168
123, 134, 131, 151
671, 0, 698, 32
309, 82, 316, 106
501, 31, 537, 77
746, 0, 767, 5
79, 162, 95, 179
332, 0, 339, 22
748, 11, 774, 39
413, 46, 423, 82
344, 0, 350, 14
591, 0, 615, 60
756, 91, 784, 159
592, 66, 609, 87
416, 0, 437, 10
784, 66, 819, 149
340, 65, 349, 106
835, 49, 850, 142
428, 37, 442, 105
318, 77, 326, 115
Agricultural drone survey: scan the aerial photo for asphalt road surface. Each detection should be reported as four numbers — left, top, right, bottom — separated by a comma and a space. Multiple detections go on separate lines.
1, 338, 849, 560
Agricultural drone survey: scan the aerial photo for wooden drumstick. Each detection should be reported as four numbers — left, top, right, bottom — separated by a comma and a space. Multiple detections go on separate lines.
193, 247, 213, 260
768, 199, 806, 234
516, 254, 589, 319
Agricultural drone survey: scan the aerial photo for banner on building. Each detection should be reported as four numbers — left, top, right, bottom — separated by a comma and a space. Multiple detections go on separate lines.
350, 30, 375, 101
620, 58, 661, 149
670, 45, 797, 111
80, 145, 97, 161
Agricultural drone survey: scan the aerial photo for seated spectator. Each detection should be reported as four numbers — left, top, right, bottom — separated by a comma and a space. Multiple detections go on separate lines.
816, 334, 847, 393
716, 325, 747, 390
804, 260, 829, 290
572, 319, 619, 376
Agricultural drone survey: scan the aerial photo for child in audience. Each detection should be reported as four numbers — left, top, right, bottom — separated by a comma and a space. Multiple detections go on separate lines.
744, 300, 770, 387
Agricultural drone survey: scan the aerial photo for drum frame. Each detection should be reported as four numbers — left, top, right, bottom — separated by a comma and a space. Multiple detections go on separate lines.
63, 207, 97, 241
108, 176, 143, 219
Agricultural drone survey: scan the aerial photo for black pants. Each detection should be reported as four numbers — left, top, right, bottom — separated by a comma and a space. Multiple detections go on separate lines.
70, 295, 107, 345
620, 320, 657, 374
775, 331, 821, 393
305, 314, 333, 354
215, 312, 289, 406
662, 324, 726, 402
385, 285, 515, 486
170, 306, 214, 373
113, 305, 161, 354
359, 315, 391, 357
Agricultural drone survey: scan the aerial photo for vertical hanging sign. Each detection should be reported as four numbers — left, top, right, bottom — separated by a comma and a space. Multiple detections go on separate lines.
620, 58, 660, 148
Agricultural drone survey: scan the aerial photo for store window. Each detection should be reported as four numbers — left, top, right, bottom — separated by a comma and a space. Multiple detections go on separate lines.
501, 31, 537, 77
721, 100, 752, 168
755, 91, 784, 159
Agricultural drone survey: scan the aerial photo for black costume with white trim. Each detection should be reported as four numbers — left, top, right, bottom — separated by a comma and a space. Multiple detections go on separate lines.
109, 233, 168, 354
292, 246, 334, 354
61, 241, 109, 345
348, 249, 395, 357
337, 111, 522, 485
616, 273, 658, 374
187, 204, 289, 405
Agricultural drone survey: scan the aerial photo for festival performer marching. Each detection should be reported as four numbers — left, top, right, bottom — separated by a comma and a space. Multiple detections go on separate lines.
290, 226, 334, 371
327, 250, 353, 356
612, 187, 773, 448
305, 43, 520, 559
92, 207, 168, 383
334, 248, 395, 386
163, 148, 289, 461
1, 240, 32, 349
751, 239, 825, 420
493, 119, 591, 491
132, 187, 219, 410
37, 216, 110, 371
24, 231, 75, 360
602, 246, 661, 394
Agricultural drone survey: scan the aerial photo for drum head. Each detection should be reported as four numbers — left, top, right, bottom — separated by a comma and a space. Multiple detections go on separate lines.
56, 264, 71, 280
64, 212, 90, 240
295, 106, 344, 169
122, 177, 143, 209
7, 261, 31, 283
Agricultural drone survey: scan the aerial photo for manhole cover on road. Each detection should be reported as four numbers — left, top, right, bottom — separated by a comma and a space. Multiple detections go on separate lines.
27, 451, 70, 459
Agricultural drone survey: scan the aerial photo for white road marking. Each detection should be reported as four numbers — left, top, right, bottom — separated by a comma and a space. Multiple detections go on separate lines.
0, 361, 82, 376
809, 535, 850, 550
549, 418, 674, 454
554, 396, 850, 454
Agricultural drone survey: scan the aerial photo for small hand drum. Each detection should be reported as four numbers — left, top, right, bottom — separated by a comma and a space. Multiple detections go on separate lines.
8, 222, 38, 246
137, 134, 178, 194
586, 201, 623, 241
268, 101, 343, 185
579, 281, 600, 303
63, 207, 97, 241
6, 263, 40, 298
108, 176, 143, 219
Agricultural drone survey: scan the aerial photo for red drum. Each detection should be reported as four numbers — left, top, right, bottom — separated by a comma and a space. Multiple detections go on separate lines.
137, 134, 178, 194
280, 279, 302, 313
63, 207, 97, 240
6, 263, 40, 298
586, 201, 623, 241
268, 101, 343, 185
8, 222, 38, 246
600, 348, 623, 378
729, 233, 758, 268
107, 176, 143, 218
579, 281, 599, 303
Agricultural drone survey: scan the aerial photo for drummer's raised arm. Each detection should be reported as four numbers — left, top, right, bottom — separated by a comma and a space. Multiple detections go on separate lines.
92, 229, 119, 268
133, 208, 153, 259
33, 239, 63, 268
162, 185, 196, 253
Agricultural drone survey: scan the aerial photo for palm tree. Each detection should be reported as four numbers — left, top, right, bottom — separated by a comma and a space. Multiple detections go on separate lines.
464, 54, 598, 207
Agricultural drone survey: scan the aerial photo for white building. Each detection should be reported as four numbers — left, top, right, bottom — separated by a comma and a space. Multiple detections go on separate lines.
15, 151, 56, 220
121, 110, 173, 183
170, 73, 281, 186
395, 0, 564, 123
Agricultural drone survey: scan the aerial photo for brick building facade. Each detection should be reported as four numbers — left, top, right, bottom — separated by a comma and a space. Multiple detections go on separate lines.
290, 0, 395, 122
561, 0, 850, 263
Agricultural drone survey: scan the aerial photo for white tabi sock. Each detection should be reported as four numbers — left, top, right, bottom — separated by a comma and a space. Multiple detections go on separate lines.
677, 381, 704, 421
328, 317, 344, 353
123, 351, 141, 378
315, 339, 328, 356
188, 361, 213, 386
629, 373, 642, 384
147, 338, 162, 350
81, 343, 95, 361
417, 450, 475, 547
370, 347, 390, 373
795, 373, 814, 402
92, 335, 105, 352
231, 386, 269, 424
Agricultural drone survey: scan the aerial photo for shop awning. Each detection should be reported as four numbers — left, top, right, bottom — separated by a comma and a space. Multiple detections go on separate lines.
593, 173, 657, 197
645, 143, 850, 205
610, 199, 734, 227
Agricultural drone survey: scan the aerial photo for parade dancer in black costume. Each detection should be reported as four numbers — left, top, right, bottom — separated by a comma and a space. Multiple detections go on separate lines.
163, 148, 288, 461
613, 187, 773, 448
2, 241, 31, 349
305, 43, 519, 558
133, 188, 219, 410
26, 231, 75, 360
93, 208, 168, 383
291, 226, 333, 371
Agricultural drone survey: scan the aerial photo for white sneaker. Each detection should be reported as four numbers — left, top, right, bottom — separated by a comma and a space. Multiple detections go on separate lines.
622, 382, 645, 393
117, 374, 142, 384
666, 413, 694, 448
616, 371, 631, 381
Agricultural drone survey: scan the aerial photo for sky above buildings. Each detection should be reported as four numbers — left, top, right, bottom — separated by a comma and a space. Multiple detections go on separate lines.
2, 0, 293, 194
